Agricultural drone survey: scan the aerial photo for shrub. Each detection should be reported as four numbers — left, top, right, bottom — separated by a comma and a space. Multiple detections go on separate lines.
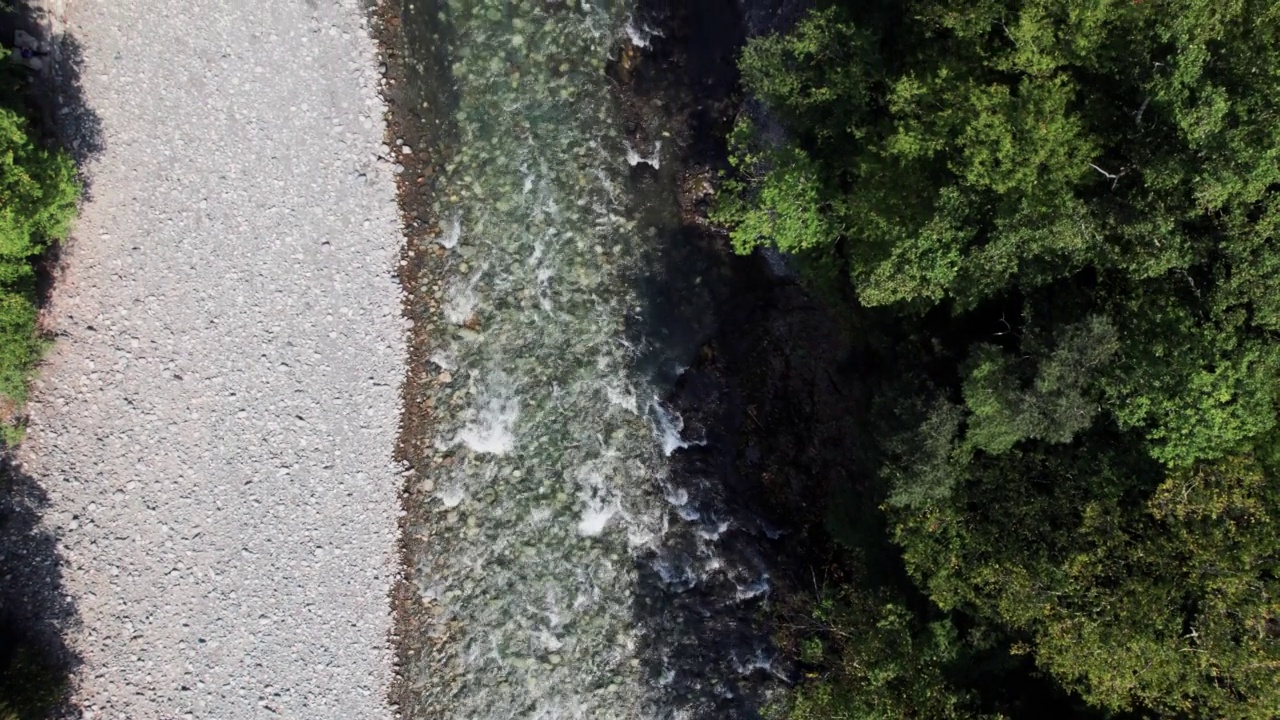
0, 104, 78, 434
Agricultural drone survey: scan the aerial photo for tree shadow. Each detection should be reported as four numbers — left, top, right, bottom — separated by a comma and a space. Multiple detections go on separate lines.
0, 458, 80, 720
626, 221, 868, 719
626, 223, 796, 719
46, 32, 104, 176
613, 2, 795, 717
0, 2, 104, 172
0, 2, 101, 717
613, 1, 885, 717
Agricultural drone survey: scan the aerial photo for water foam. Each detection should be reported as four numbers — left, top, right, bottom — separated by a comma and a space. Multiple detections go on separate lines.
625, 140, 662, 169
456, 393, 519, 455
437, 485, 466, 508
437, 213, 462, 249
650, 398, 696, 456
623, 14, 663, 48
443, 274, 480, 326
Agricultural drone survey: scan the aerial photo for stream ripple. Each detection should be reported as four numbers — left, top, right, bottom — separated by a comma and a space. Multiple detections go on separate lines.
396, 2, 782, 717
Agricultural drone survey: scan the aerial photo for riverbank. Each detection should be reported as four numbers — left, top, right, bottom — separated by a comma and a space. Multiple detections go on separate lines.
11, 0, 406, 717
362, 1, 454, 713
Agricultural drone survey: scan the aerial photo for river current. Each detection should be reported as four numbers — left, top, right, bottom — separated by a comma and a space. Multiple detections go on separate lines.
396, 1, 782, 717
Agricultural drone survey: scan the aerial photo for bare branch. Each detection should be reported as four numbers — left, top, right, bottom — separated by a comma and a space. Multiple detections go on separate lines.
1134, 96, 1151, 126
1089, 163, 1119, 180
1089, 162, 1127, 190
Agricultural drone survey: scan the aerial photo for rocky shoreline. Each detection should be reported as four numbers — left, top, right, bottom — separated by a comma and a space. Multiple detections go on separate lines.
362, 0, 453, 713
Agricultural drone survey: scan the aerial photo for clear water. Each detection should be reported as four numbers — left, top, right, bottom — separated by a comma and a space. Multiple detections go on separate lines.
398, 1, 780, 718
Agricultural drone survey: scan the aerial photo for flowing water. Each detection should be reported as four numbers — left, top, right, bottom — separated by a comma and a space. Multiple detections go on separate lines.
396, 1, 782, 717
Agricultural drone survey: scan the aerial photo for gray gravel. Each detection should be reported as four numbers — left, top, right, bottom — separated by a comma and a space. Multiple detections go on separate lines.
16, 0, 406, 718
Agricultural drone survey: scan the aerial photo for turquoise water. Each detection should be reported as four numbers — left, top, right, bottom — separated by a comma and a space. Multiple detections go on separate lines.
397, 2, 779, 718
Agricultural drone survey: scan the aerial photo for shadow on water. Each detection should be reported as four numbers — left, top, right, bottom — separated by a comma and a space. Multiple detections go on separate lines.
624, 215, 862, 718
619, 0, 744, 391
616, 1, 809, 717
628, 261, 799, 718
629, 241, 793, 715
617, 1, 885, 717
0, 2, 104, 717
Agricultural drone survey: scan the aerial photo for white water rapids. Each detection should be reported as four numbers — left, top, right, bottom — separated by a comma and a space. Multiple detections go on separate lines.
397, 2, 781, 718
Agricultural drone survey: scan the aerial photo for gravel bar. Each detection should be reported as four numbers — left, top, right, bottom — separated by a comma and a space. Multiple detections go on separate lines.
16, 0, 406, 718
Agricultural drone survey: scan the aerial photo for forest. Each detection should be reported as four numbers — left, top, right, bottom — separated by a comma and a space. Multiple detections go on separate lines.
714, 1, 1280, 717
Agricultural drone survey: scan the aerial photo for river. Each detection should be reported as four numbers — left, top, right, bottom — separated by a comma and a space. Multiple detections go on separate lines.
390, 0, 787, 718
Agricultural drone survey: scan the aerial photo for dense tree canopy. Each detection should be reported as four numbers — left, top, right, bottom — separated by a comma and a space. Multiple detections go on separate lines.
718, 1, 1280, 717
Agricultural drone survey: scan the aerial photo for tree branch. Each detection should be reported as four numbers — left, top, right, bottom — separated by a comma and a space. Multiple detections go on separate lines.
1089, 162, 1126, 190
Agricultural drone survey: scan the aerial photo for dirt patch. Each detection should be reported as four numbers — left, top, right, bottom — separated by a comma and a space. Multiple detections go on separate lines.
365, 0, 454, 714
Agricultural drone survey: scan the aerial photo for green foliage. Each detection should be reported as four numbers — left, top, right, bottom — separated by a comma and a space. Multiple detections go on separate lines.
779, 587, 998, 720
0, 110, 77, 259
893, 452, 1280, 718
713, 119, 838, 256
962, 317, 1118, 455
737, 8, 876, 143
720, 0, 1280, 463
724, 0, 1280, 717
714, 7, 876, 279
882, 394, 965, 509
0, 105, 77, 412
1097, 292, 1279, 465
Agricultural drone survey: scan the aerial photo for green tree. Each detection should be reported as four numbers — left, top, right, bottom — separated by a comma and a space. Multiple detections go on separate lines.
720, 0, 1280, 461
893, 452, 1280, 718
780, 587, 1000, 720
961, 317, 1119, 454
721, 0, 1280, 716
